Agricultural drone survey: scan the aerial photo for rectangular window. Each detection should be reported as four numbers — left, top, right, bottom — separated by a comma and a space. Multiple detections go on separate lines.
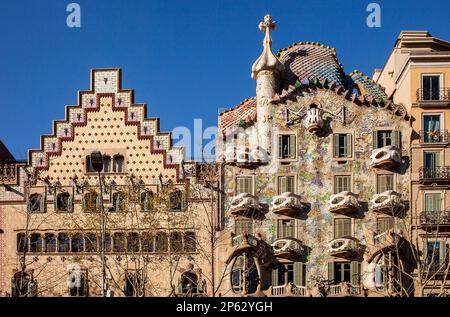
328, 262, 360, 285
425, 241, 446, 271
373, 131, 402, 149
333, 133, 353, 158
277, 219, 295, 239
423, 114, 443, 143
423, 152, 441, 180
424, 193, 441, 212
278, 134, 296, 159
236, 176, 253, 194
234, 220, 253, 236
334, 175, 351, 194
334, 218, 352, 239
278, 176, 295, 194
422, 75, 441, 100
376, 174, 394, 193
376, 217, 395, 233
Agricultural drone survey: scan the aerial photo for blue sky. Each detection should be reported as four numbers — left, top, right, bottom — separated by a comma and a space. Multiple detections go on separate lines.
1, 0, 449, 160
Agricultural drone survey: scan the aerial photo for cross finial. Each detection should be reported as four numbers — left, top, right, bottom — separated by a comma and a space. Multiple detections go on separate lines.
251, 14, 283, 80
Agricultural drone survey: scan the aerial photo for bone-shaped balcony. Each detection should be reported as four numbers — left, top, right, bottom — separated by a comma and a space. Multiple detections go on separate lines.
370, 190, 403, 215
304, 106, 324, 133
228, 193, 262, 217
326, 237, 364, 259
328, 191, 360, 215
271, 238, 307, 260
271, 192, 304, 216
370, 145, 401, 170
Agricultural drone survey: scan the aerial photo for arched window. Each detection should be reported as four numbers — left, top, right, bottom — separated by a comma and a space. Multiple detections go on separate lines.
56, 192, 72, 212
29, 233, 42, 253
82, 191, 99, 212
170, 232, 183, 253
103, 155, 111, 173
140, 191, 154, 212
71, 233, 84, 253
155, 232, 168, 252
141, 232, 153, 252
113, 232, 126, 252
86, 156, 95, 173
58, 233, 70, 253
112, 192, 126, 212
231, 255, 258, 294
184, 232, 196, 253
44, 233, 56, 253
127, 232, 140, 253
17, 233, 28, 253
113, 155, 124, 173
169, 190, 186, 211
68, 270, 88, 297
28, 193, 44, 213
179, 269, 198, 295
85, 233, 97, 252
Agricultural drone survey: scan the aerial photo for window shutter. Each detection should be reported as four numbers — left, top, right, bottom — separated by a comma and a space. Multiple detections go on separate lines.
439, 242, 446, 267
393, 131, 402, 149
328, 262, 335, 283
177, 278, 183, 295
271, 268, 279, 287
68, 195, 73, 212
289, 135, 296, 158
333, 134, 339, 157
96, 194, 102, 212
346, 134, 352, 158
54, 195, 58, 212
279, 177, 287, 194
373, 131, 378, 149
278, 135, 283, 159
350, 261, 360, 285
293, 262, 305, 286
40, 195, 46, 213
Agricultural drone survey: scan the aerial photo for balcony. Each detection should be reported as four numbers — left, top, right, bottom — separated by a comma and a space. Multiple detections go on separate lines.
370, 146, 401, 170
271, 238, 307, 260
419, 130, 448, 144
221, 148, 268, 167
370, 190, 403, 215
416, 88, 450, 107
228, 193, 263, 217
419, 166, 450, 183
420, 210, 450, 228
327, 282, 363, 297
266, 283, 307, 297
328, 191, 360, 215
226, 233, 259, 264
326, 237, 364, 259
271, 192, 304, 216
364, 228, 402, 263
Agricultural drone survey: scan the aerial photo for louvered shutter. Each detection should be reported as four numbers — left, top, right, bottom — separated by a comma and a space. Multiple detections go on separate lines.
328, 262, 335, 283
96, 193, 101, 212
289, 135, 296, 158
271, 268, 279, 287
346, 134, 353, 158
350, 261, 360, 285
287, 176, 295, 193
393, 131, 402, 149
333, 134, 339, 157
279, 177, 287, 194
278, 135, 283, 159
40, 194, 46, 213
373, 131, 378, 149
439, 241, 446, 267
293, 262, 305, 286
54, 195, 58, 212
68, 195, 73, 212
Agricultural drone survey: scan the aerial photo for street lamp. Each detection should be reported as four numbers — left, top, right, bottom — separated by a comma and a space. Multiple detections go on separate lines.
89, 151, 108, 297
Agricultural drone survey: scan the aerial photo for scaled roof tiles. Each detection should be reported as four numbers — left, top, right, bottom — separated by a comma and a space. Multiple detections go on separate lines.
218, 98, 256, 136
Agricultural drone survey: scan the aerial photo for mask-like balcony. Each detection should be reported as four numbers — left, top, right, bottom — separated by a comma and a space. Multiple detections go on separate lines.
326, 237, 364, 259
267, 283, 307, 297
226, 233, 259, 264
228, 193, 262, 217
328, 191, 360, 215
370, 190, 403, 215
271, 192, 304, 216
370, 146, 401, 170
304, 106, 324, 133
364, 228, 402, 264
271, 238, 307, 260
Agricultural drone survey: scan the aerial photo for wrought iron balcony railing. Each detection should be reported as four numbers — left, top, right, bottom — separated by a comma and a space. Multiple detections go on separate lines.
420, 210, 450, 226
419, 166, 450, 181
417, 88, 450, 102
419, 130, 448, 143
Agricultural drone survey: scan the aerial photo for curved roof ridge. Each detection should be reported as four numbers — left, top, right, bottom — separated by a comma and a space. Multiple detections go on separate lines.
277, 41, 337, 57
